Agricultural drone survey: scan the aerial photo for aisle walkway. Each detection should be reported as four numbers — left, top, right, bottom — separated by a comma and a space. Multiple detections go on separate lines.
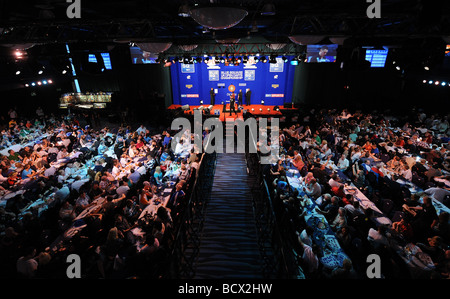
193, 149, 264, 279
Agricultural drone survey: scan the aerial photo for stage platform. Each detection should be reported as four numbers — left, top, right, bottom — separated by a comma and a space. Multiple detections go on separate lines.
167, 104, 296, 122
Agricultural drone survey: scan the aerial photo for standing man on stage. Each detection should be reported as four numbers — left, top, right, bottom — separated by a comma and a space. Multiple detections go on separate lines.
210, 87, 216, 105
237, 89, 243, 107
245, 88, 251, 106
229, 92, 237, 116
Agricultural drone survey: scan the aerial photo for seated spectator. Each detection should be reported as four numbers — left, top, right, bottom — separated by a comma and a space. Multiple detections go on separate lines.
315, 196, 340, 222
16, 247, 38, 278
153, 166, 163, 185
303, 178, 322, 199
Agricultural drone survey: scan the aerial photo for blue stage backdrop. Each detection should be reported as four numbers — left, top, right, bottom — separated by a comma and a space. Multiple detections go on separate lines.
170, 56, 296, 106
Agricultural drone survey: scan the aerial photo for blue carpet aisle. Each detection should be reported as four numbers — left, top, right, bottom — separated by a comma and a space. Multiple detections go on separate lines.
193, 140, 264, 279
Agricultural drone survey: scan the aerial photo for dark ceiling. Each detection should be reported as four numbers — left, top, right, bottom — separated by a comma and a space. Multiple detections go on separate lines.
0, 0, 449, 84
0, 0, 449, 46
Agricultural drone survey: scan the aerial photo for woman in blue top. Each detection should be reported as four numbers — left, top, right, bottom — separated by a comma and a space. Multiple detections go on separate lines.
21, 163, 35, 180
154, 166, 163, 185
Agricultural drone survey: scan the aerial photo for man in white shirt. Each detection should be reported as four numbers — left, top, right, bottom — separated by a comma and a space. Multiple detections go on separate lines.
71, 177, 90, 193
337, 154, 349, 171
328, 174, 343, 189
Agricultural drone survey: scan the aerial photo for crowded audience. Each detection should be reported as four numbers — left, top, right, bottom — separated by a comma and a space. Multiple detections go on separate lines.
0, 109, 202, 279
262, 107, 450, 279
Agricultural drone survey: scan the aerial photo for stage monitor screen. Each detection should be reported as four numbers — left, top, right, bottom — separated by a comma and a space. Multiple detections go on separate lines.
130, 46, 158, 64
88, 53, 112, 70
365, 49, 389, 68
306, 44, 337, 63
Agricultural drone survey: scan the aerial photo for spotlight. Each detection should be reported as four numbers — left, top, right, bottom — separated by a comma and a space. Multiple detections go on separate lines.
260, 56, 267, 63
48, 79, 53, 84
43, 80, 47, 85
62, 70, 67, 74
24, 84, 29, 87
395, 66, 401, 71
269, 54, 277, 63
261, 100, 265, 105
14, 50, 25, 59
282, 56, 287, 63
15, 70, 21, 75
424, 66, 430, 71
442, 82, 446, 86
422, 80, 427, 83
37, 81, 42, 85
435, 81, 440, 85
290, 57, 299, 65
38, 70, 43, 74
31, 82, 36, 86
428, 80, 433, 84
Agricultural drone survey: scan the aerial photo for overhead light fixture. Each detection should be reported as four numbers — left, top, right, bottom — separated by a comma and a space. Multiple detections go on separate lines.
189, 6, 248, 30
178, 4, 191, 17
261, 3, 276, 16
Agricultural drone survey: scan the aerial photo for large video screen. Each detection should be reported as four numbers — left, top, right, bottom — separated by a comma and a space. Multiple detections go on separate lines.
88, 53, 112, 70
365, 48, 389, 68
306, 44, 338, 63
130, 46, 158, 64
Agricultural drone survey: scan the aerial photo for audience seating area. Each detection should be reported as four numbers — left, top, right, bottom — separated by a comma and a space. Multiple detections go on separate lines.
256, 107, 450, 279
0, 109, 203, 278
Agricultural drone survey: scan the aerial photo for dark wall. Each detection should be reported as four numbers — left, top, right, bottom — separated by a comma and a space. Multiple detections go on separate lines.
291, 62, 416, 113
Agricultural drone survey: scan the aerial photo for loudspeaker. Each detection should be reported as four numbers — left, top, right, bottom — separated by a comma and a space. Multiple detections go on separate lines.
181, 104, 190, 111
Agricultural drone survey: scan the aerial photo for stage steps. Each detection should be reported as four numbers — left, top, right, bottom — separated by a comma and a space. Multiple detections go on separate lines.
192, 151, 264, 279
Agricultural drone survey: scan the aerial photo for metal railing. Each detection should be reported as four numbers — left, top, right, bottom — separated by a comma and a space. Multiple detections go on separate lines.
166, 139, 217, 279
245, 125, 305, 279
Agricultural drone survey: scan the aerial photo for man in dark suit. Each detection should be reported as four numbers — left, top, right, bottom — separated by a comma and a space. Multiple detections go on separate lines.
229, 92, 237, 115
210, 88, 215, 105
237, 89, 243, 106
245, 88, 251, 106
